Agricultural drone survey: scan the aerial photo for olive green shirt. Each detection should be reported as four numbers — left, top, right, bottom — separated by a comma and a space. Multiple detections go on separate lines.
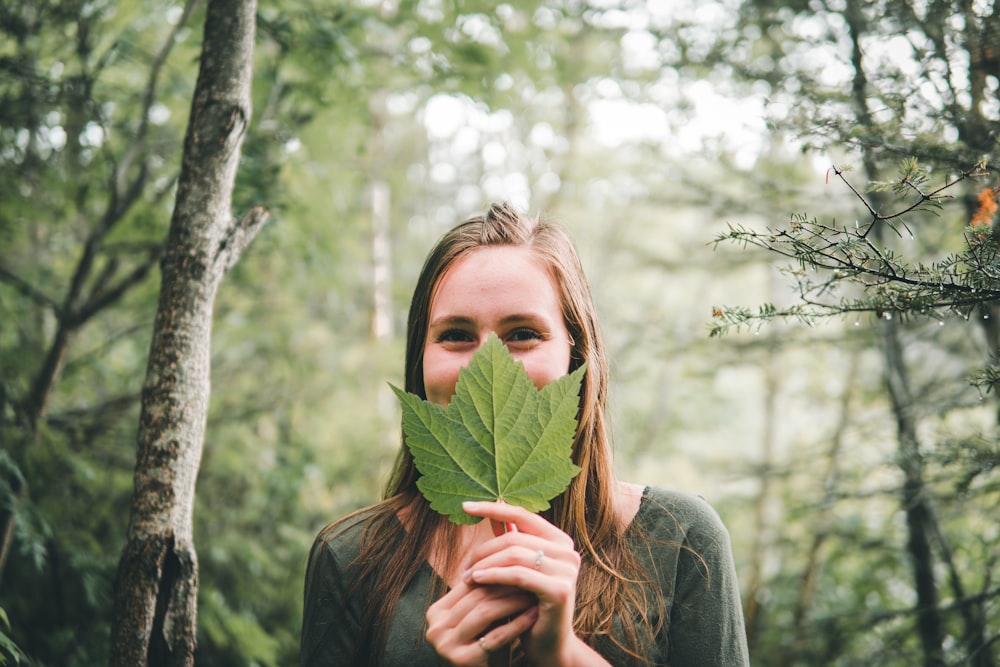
301, 486, 750, 666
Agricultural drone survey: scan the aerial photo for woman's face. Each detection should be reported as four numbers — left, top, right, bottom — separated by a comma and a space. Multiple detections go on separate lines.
422, 245, 574, 406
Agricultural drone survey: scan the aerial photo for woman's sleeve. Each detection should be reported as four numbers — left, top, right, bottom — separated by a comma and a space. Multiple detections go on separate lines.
668, 495, 751, 667
300, 529, 363, 667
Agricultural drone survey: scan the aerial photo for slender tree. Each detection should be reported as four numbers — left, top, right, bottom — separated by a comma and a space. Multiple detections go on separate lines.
109, 0, 265, 664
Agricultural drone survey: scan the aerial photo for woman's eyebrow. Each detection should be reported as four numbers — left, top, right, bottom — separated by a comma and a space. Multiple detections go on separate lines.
499, 313, 552, 327
427, 315, 475, 328
428, 313, 551, 328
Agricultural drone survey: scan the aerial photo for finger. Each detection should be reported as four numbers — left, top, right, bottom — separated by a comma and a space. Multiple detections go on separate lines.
455, 606, 538, 667
464, 543, 567, 582
464, 529, 580, 579
463, 501, 569, 543
454, 591, 537, 641
478, 605, 539, 652
467, 563, 561, 596
426, 588, 537, 661
433, 579, 524, 609
430, 581, 529, 622
467, 552, 580, 608
429, 584, 536, 639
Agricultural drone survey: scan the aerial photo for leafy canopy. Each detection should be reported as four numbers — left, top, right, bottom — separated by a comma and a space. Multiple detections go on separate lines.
391, 333, 584, 524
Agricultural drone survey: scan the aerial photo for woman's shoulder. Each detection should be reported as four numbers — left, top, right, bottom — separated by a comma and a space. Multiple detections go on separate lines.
309, 502, 398, 565
634, 485, 733, 547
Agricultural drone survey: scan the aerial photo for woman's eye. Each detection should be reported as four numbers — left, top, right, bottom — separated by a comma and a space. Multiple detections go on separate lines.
506, 328, 543, 343
437, 329, 474, 344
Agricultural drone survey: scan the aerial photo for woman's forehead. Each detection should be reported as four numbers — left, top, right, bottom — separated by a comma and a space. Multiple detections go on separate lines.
428, 246, 561, 318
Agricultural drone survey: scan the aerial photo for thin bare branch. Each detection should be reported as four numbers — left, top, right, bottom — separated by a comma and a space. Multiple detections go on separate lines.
116, 0, 205, 197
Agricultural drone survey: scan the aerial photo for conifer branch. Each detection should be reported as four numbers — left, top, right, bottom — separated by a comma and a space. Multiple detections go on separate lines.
711, 160, 999, 337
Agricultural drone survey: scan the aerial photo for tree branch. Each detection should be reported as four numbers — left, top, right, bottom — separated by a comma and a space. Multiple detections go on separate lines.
76, 248, 162, 325
214, 206, 269, 274
115, 0, 205, 198
0, 264, 59, 313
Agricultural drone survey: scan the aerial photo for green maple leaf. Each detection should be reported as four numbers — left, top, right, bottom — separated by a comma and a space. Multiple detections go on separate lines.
390, 333, 585, 525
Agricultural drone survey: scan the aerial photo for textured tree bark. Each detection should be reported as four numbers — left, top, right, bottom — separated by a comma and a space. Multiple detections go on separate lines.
109, 0, 265, 665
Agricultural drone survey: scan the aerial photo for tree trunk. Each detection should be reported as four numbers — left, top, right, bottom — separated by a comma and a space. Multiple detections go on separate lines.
843, 2, 945, 663
880, 320, 945, 667
109, 0, 265, 665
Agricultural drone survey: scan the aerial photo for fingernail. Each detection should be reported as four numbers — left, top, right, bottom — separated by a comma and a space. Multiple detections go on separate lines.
463, 569, 475, 584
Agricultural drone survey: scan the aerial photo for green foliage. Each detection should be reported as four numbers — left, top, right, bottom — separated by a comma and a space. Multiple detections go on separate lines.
710, 161, 999, 337
198, 590, 282, 667
696, 3, 1000, 664
0, 606, 26, 666
392, 333, 584, 524
1, 0, 996, 665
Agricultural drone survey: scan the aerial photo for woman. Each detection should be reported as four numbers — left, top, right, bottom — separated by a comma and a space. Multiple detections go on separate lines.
301, 202, 749, 666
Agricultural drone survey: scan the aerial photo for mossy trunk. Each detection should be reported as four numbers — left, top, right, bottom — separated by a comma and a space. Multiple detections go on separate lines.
109, 0, 265, 664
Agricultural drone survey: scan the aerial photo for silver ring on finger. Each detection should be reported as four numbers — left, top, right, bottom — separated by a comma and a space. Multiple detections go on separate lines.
534, 549, 544, 568
478, 636, 491, 654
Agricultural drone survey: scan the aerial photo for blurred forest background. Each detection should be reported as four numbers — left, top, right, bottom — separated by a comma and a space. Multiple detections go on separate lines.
1, 0, 998, 665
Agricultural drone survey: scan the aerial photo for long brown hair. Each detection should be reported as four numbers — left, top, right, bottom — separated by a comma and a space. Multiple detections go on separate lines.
337, 202, 660, 665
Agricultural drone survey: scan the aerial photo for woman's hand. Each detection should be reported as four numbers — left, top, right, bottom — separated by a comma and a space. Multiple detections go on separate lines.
425, 578, 538, 667
457, 500, 588, 665
426, 501, 610, 666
